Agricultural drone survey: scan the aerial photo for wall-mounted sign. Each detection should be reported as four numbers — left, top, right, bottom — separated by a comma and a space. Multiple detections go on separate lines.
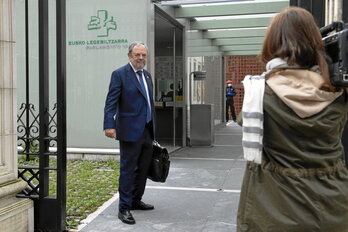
68, 9, 129, 50
88, 10, 117, 37
193, 71, 207, 80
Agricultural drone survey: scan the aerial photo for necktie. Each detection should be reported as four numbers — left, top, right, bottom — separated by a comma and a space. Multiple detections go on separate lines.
137, 71, 151, 123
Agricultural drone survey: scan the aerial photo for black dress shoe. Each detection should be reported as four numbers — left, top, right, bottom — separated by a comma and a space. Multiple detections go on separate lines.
118, 210, 135, 224
131, 201, 154, 210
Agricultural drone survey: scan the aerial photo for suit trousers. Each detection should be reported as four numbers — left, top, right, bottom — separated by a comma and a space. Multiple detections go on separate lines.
118, 123, 153, 212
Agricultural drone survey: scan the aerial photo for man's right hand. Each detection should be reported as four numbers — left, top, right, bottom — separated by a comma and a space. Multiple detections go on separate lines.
104, 129, 116, 139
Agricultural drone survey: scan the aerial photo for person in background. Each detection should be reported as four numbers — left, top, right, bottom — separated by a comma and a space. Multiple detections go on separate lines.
165, 83, 175, 100
104, 42, 155, 225
237, 7, 348, 231
226, 80, 237, 122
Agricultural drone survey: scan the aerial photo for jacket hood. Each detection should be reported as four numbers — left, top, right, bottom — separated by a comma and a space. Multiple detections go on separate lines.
266, 69, 343, 118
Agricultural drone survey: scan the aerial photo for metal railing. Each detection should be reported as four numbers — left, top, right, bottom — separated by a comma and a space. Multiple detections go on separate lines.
16, 0, 67, 231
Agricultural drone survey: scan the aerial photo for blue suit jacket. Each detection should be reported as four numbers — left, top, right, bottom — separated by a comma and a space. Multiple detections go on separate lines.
103, 63, 155, 142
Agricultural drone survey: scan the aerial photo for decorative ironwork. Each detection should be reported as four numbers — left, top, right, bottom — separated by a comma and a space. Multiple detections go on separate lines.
17, 103, 40, 160
18, 167, 40, 197
16, 0, 67, 230
17, 103, 58, 197
16, 99, 65, 232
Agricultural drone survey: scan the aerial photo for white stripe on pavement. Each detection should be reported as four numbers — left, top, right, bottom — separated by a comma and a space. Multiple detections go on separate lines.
171, 157, 244, 161
215, 133, 241, 135
213, 144, 242, 147
146, 186, 241, 193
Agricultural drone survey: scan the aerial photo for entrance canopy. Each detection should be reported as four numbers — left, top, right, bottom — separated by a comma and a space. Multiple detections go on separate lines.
156, 0, 289, 56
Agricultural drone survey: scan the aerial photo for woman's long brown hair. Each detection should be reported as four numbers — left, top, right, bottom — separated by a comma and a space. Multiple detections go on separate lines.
261, 7, 335, 90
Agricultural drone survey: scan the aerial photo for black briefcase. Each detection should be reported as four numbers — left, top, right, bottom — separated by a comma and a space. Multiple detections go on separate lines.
148, 141, 170, 183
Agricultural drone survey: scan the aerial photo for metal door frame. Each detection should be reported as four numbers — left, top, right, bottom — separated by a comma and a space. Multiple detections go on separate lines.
155, 6, 185, 147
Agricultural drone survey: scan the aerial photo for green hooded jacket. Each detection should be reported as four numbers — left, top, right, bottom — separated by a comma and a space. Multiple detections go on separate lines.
237, 69, 348, 232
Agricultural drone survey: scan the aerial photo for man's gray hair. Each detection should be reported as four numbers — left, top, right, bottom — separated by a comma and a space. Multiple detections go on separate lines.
128, 42, 148, 54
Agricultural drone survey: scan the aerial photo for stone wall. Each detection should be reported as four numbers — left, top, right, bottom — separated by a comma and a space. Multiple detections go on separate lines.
0, 0, 34, 231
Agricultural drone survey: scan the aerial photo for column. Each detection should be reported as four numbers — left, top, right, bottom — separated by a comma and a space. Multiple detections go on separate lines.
0, 0, 34, 231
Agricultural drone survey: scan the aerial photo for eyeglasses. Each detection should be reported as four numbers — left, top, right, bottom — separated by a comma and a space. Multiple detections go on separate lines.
133, 53, 147, 58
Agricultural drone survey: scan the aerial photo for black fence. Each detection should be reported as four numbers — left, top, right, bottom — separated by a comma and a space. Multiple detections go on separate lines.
16, 0, 67, 231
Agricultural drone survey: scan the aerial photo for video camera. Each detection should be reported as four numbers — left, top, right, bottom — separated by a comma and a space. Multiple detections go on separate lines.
320, 21, 348, 87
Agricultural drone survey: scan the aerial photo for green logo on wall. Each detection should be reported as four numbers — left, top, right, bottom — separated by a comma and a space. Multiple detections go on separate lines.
88, 10, 117, 37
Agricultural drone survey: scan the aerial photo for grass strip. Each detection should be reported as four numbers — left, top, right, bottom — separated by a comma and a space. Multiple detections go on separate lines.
19, 157, 120, 230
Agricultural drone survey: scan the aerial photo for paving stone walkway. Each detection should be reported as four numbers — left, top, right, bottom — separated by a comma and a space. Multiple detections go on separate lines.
79, 122, 245, 232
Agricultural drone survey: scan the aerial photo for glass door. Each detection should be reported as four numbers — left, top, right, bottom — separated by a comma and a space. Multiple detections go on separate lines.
154, 9, 184, 150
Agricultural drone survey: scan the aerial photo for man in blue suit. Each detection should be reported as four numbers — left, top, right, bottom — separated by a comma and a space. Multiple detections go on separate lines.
104, 42, 155, 224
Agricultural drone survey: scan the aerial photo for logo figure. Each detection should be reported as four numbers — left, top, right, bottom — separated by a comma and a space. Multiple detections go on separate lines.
88, 10, 117, 37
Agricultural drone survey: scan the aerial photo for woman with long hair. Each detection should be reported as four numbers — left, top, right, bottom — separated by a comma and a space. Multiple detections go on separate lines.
237, 7, 348, 231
